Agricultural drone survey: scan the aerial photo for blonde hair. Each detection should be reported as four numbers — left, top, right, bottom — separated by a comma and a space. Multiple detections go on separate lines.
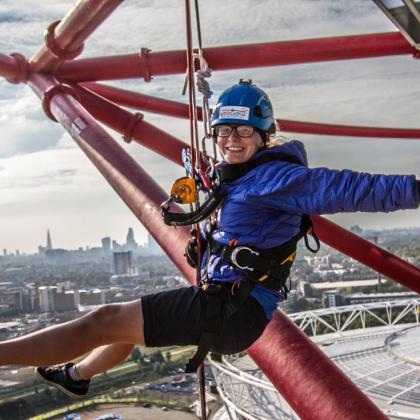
266, 134, 289, 148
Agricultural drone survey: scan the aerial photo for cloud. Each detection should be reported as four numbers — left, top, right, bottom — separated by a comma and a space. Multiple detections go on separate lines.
0, 1, 72, 57
0, 143, 148, 252
0, 0, 420, 252
0, 14, 25, 24
0, 84, 64, 157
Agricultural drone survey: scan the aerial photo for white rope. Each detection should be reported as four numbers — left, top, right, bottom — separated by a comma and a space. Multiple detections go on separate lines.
193, 51, 216, 164
194, 52, 213, 99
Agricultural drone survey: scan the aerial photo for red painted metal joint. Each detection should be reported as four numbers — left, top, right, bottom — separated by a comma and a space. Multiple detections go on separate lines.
6, 53, 29, 84
139, 48, 153, 82
413, 50, 420, 59
44, 20, 84, 60
123, 111, 144, 143
42, 84, 81, 122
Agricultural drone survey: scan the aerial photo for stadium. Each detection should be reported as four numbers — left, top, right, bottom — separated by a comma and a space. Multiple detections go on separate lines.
210, 299, 420, 419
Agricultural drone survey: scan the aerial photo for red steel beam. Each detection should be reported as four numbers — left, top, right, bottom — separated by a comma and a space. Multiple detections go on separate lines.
27, 74, 386, 419
312, 216, 420, 292
55, 32, 415, 82
0, 53, 24, 81
248, 310, 387, 420
72, 84, 187, 165
278, 119, 420, 139
76, 84, 420, 292
30, 0, 123, 73
82, 82, 420, 139
82, 82, 204, 119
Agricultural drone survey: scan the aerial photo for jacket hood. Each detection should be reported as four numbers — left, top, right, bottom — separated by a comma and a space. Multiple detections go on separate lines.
252, 140, 308, 166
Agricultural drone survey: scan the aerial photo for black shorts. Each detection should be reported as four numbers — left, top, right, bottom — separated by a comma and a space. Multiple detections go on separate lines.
142, 285, 269, 355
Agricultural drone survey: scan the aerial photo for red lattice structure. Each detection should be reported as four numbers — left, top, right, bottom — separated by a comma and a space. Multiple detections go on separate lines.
1, 1, 420, 419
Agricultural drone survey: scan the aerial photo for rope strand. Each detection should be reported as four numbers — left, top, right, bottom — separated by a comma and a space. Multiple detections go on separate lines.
185, 2, 210, 419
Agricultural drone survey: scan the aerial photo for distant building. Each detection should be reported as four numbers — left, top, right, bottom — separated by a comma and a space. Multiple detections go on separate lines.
323, 291, 346, 308
38, 286, 76, 312
24, 284, 39, 312
299, 282, 313, 298
54, 290, 76, 311
310, 279, 379, 297
101, 237, 111, 252
0, 288, 22, 312
77, 289, 105, 306
45, 248, 70, 263
112, 251, 134, 275
85, 247, 104, 258
38, 286, 57, 312
322, 291, 418, 308
346, 292, 418, 305
126, 228, 138, 250
46, 229, 53, 250
112, 240, 123, 251
5, 285, 37, 313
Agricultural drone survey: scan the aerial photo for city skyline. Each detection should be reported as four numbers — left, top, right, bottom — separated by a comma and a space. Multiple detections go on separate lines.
1, 1, 420, 253
2, 226, 151, 256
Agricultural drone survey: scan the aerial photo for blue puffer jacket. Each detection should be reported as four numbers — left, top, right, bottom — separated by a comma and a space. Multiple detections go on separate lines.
201, 140, 419, 319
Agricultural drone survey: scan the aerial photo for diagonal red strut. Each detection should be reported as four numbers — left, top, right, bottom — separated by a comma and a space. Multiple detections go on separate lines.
82, 82, 420, 139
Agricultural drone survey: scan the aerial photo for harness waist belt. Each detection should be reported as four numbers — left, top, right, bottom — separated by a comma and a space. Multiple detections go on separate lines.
220, 245, 292, 274
210, 239, 297, 286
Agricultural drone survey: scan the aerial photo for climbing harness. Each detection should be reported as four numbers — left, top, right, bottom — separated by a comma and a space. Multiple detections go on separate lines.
183, 217, 319, 373
165, 151, 321, 373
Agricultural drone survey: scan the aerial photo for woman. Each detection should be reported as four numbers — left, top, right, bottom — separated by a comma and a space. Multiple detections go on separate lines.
1, 80, 418, 399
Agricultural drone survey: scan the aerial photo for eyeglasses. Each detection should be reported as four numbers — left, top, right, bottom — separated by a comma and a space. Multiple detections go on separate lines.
214, 125, 255, 138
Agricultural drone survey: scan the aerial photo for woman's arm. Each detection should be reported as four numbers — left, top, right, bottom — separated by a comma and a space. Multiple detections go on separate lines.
246, 162, 419, 215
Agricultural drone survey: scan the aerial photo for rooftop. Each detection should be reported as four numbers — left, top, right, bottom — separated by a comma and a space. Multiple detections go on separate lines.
210, 299, 420, 419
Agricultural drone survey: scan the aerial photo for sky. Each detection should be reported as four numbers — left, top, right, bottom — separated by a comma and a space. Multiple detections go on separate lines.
0, 0, 420, 254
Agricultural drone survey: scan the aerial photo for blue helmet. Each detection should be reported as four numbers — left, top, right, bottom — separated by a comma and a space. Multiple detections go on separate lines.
211, 79, 275, 133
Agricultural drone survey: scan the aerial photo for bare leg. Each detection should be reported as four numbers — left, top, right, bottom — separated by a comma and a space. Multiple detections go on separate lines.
0, 299, 144, 367
76, 343, 135, 380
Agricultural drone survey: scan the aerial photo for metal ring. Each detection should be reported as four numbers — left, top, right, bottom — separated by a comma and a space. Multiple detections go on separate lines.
6, 53, 29, 84
42, 84, 81, 122
139, 48, 152, 82
122, 112, 144, 143
230, 247, 258, 271
44, 20, 84, 60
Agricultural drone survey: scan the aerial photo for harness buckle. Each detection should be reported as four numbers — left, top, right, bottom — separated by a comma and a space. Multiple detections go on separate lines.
231, 247, 259, 271
202, 283, 222, 293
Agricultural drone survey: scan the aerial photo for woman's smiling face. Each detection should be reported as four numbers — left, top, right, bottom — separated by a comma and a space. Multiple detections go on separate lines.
216, 125, 264, 164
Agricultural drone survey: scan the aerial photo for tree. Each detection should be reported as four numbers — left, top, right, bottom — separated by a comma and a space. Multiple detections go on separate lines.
286, 297, 313, 313
131, 346, 142, 363
150, 350, 164, 363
